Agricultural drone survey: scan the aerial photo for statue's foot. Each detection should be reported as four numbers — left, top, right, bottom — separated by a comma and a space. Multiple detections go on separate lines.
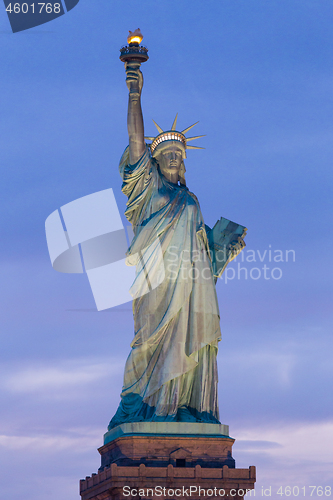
176, 406, 221, 424
176, 406, 197, 422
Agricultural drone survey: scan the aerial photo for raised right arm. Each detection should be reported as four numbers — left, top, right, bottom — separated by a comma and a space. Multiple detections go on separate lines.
125, 62, 145, 165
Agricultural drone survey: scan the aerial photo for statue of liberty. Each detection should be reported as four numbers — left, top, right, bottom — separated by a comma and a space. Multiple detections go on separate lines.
109, 35, 246, 429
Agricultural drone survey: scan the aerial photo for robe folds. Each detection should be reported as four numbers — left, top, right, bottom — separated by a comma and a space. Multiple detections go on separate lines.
109, 146, 222, 428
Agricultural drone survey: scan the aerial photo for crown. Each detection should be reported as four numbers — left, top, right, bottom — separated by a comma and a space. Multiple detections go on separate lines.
145, 114, 205, 156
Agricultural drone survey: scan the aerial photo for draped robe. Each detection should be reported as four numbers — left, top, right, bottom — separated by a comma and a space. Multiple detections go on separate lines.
109, 147, 222, 428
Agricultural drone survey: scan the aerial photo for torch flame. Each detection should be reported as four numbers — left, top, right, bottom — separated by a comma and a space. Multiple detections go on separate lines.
127, 28, 143, 45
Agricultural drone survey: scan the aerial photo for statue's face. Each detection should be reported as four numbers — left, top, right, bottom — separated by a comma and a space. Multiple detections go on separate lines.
157, 144, 183, 179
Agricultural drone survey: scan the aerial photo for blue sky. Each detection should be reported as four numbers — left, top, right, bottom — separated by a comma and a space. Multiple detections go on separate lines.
0, 1, 332, 498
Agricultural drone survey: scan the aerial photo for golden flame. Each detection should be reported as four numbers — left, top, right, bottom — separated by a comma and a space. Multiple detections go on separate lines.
128, 36, 142, 44
127, 29, 143, 45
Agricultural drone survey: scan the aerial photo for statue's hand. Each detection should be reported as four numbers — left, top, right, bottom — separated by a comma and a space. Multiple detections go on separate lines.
125, 62, 143, 96
229, 237, 246, 260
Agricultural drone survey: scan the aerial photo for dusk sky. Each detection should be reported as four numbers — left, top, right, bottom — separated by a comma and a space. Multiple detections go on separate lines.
0, 1, 332, 499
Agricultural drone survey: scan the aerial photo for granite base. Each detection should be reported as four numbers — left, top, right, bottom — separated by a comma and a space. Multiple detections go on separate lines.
80, 422, 256, 500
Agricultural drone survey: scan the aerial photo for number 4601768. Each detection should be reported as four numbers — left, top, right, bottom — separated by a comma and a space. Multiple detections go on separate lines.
6, 3, 61, 14
277, 486, 332, 496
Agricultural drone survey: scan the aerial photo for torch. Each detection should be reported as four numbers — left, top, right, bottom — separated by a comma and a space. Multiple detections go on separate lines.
119, 29, 149, 64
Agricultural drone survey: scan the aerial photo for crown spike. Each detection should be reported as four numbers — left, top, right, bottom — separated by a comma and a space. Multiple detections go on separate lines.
187, 145, 205, 150
181, 121, 199, 135
144, 137, 155, 141
171, 113, 178, 131
152, 119, 163, 134
186, 135, 206, 142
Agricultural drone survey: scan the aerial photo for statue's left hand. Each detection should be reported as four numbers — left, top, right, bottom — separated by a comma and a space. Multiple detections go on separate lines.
229, 237, 246, 259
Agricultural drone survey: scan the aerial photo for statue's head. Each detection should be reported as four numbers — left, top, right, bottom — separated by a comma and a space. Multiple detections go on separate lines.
153, 140, 186, 185
146, 114, 205, 186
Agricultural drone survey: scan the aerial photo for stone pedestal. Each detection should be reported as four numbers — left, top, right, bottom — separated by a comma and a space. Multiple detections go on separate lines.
80, 423, 256, 500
